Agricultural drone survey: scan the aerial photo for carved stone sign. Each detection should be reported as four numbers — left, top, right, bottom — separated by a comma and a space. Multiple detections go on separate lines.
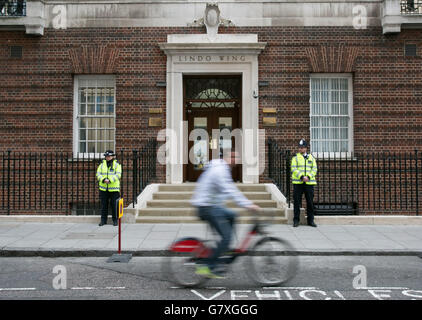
177, 55, 247, 63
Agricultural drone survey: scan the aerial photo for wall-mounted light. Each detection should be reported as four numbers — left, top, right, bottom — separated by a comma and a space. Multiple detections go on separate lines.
156, 81, 166, 87
253, 90, 258, 99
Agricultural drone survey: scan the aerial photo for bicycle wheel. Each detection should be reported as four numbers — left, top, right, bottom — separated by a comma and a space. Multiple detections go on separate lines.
162, 237, 212, 288
245, 236, 298, 286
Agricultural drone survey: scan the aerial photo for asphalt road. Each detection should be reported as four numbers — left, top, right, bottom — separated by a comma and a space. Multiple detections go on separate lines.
0, 256, 421, 300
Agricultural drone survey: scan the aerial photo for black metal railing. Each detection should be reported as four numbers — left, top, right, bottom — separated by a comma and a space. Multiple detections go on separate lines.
0, 0, 26, 17
401, 0, 422, 14
0, 139, 157, 215
267, 139, 421, 215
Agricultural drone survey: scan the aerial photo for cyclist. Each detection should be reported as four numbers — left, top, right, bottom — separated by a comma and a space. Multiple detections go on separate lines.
190, 151, 260, 278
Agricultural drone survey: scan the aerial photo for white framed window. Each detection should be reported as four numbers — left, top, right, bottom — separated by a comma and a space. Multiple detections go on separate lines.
310, 74, 353, 157
73, 75, 116, 157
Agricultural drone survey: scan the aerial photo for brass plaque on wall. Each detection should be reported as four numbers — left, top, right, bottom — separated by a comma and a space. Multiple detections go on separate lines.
263, 117, 277, 126
149, 108, 163, 114
149, 117, 162, 127
263, 108, 276, 114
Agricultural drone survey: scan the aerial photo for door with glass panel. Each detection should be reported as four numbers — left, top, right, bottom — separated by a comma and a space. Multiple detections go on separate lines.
185, 76, 241, 182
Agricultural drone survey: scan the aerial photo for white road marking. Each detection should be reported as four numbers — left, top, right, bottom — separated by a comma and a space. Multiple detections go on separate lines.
355, 287, 409, 290
0, 287, 126, 292
0, 288, 36, 291
262, 287, 317, 290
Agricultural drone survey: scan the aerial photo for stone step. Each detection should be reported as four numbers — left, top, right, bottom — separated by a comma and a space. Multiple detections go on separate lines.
146, 200, 278, 208
135, 216, 287, 224
158, 184, 267, 192
137, 207, 284, 217
153, 192, 272, 200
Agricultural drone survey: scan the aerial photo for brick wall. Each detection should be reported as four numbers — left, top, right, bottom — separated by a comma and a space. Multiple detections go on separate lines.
1, 26, 422, 206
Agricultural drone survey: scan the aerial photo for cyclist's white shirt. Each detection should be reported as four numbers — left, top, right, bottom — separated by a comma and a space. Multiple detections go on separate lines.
190, 159, 252, 208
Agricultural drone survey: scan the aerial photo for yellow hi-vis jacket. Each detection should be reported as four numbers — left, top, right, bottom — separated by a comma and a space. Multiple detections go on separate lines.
291, 153, 317, 185
96, 159, 122, 192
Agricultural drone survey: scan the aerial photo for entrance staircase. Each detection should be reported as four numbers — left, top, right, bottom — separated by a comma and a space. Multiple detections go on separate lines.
126, 183, 288, 224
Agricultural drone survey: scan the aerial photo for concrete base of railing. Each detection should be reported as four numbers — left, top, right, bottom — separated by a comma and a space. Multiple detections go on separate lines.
285, 207, 422, 225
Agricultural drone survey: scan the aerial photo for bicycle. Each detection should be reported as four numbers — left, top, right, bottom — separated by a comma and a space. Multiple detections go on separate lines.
162, 215, 299, 288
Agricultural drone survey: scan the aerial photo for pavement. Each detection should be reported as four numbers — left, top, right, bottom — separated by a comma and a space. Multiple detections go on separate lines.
0, 220, 421, 257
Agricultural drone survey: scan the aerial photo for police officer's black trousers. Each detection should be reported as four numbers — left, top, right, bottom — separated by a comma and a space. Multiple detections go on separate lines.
293, 184, 315, 224
100, 190, 120, 224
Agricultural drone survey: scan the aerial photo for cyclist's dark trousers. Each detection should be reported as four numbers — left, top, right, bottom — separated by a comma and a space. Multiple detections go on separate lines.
197, 206, 236, 270
100, 190, 120, 224
293, 184, 315, 224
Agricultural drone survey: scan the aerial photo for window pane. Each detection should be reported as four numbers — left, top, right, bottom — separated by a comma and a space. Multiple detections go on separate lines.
331, 78, 339, 90
107, 89, 115, 103
324, 141, 330, 152
97, 129, 106, 141
331, 90, 338, 103
79, 142, 86, 153
313, 90, 320, 103
341, 141, 348, 152
97, 104, 105, 114
79, 89, 86, 103
340, 91, 348, 102
340, 117, 349, 127
88, 142, 95, 153
330, 117, 339, 127
341, 128, 348, 139
88, 129, 96, 140
321, 79, 329, 91
79, 104, 86, 116
97, 142, 105, 153
339, 78, 348, 90
87, 104, 95, 115
108, 130, 115, 140
79, 118, 87, 128
86, 88, 95, 103
106, 142, 114, 152
311, 128, 317, 139
79, 129, 86, 141
311, 79, 319, 90
321, 90, 329, 103
97, 90, 105, 104
106, 104, 114, 115
340, 104, 348, 115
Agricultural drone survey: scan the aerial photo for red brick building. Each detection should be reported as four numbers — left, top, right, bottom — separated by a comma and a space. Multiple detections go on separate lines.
0, 1, 421, 216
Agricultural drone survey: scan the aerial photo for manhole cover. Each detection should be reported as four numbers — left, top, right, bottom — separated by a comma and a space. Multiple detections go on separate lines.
61, 233, 116, 240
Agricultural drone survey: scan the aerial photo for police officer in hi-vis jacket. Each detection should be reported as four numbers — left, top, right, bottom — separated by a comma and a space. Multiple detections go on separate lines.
291, 139, 318, 228
96, 150, 122, 226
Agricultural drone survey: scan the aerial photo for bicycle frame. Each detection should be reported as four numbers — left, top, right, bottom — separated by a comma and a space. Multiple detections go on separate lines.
168, 219, 267, 264
207, 221, 266, 265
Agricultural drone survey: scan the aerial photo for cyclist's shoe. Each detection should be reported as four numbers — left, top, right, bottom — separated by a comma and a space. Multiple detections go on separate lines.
195, 266, 225, 279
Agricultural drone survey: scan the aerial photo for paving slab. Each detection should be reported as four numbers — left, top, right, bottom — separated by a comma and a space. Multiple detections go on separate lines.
0, 221, 421, 256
